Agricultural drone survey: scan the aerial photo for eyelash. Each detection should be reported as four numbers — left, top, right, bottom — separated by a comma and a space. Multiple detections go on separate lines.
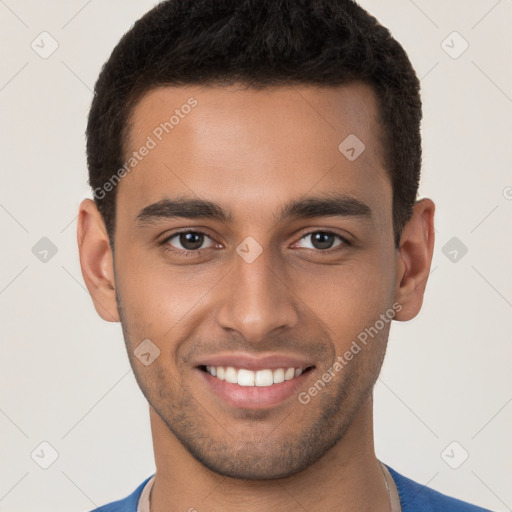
160, 229, 352, 257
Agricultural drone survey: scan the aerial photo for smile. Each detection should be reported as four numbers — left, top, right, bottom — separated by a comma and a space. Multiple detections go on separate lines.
202, 365, 308, 387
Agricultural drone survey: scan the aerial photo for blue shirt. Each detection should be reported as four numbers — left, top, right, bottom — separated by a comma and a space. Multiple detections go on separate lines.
90, 464, 494, 511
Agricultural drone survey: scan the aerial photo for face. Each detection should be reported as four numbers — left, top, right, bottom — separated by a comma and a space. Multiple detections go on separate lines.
81, 82, 427, 480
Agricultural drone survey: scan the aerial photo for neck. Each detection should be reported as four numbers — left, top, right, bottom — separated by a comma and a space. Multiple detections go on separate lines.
148, 394, 389, 512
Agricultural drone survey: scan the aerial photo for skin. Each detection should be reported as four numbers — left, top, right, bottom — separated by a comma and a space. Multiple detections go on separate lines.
77, 82, 435, 512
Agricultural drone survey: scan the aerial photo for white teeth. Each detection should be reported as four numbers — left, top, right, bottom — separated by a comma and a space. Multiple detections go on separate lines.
204, 365, 307, 386
255, 369, 273, 386
273, 368, 285, 384
284, 367, 295, 380
224, 366, 238, 384
237, 369, 255, 386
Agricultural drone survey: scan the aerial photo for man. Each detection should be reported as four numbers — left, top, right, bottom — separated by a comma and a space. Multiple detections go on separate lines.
77, 0, 492, 510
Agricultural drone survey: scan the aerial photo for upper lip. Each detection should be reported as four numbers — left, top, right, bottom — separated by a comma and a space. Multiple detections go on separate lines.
194, 352, 315, 371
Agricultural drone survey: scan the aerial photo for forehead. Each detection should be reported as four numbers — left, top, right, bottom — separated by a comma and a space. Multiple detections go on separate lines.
118, 82, 390, 223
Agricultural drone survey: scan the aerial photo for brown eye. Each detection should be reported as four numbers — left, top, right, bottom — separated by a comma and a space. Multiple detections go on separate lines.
163, 231, 215, 252
296, 231, 348, 251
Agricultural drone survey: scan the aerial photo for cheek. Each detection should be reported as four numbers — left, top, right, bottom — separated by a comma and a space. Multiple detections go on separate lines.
115, 250, 222, 340
295, 253, 395, 331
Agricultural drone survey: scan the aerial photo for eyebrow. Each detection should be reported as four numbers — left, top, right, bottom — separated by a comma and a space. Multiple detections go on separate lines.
135, 193, 372, 226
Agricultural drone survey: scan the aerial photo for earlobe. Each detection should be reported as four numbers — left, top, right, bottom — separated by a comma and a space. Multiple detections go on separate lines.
77, 198, 120, 322
394, 198, 435, 322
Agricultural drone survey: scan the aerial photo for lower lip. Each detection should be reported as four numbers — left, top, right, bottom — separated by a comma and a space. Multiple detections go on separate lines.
197, 368, 313, 409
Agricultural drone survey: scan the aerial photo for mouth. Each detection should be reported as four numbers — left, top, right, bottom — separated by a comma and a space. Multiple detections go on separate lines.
198, 364, 314, 387
196, 362, 316, 410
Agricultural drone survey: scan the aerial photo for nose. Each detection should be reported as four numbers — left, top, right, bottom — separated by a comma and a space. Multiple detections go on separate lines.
216, 245, 300, 344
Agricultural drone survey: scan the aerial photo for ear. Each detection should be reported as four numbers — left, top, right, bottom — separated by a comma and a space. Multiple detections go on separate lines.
77, 198, 120, 322
394, 198, 435, 321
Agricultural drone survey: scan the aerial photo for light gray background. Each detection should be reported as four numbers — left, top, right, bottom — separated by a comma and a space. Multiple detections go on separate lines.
1, 1, 511, 511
